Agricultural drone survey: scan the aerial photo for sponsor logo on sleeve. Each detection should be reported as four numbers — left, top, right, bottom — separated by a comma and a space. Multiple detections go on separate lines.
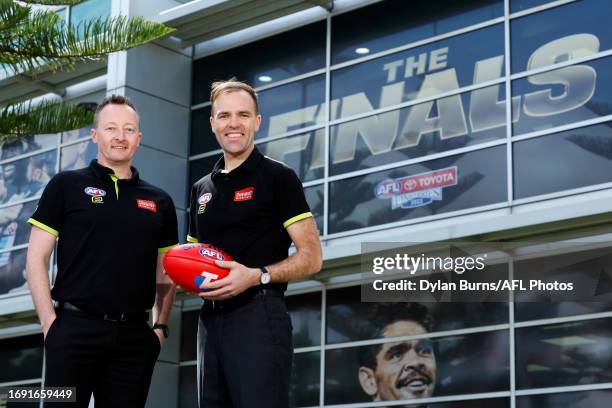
137, 199, 157, 213
233, 187, 255, 202
375, 166, 457, 209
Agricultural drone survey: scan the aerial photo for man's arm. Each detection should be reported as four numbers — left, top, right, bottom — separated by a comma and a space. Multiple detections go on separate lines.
26, 227, 57, 338
199, 217, 322, 300
152, 254, 176, 345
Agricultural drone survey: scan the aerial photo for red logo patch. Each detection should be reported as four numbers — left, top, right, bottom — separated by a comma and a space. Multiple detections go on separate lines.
137, 199, 157, 212
234, 187, 255, 202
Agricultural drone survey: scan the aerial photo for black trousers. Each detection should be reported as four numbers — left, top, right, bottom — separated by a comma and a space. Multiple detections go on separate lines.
197, 293, 293, 408
43, 312, 160, 408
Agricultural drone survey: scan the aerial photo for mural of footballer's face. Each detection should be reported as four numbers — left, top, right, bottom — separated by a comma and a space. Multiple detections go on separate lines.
359, 321, 436, 403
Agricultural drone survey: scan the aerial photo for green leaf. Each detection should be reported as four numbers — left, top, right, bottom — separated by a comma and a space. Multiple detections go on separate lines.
0, 100, 93, 141
17, 0, 84, 5
0, 11, 175, 75
0, 0, 30, 33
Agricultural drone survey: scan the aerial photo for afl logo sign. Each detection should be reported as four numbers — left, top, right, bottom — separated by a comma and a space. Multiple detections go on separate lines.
84, 187, 106, 197
198, 193, 212, 205
199, 247, 226, 261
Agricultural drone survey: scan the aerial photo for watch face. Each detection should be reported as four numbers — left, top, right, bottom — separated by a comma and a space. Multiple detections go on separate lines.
261, 272, 271, 284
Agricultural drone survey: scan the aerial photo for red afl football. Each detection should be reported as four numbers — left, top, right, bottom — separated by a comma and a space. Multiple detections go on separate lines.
163, 244, 232, 293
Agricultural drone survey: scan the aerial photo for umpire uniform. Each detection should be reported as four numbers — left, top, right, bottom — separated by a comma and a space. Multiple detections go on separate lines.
28, 159, 178, 407
188, 147, 313, 408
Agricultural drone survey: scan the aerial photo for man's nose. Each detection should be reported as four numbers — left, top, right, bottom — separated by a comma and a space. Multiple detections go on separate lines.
228, 114, 240, 127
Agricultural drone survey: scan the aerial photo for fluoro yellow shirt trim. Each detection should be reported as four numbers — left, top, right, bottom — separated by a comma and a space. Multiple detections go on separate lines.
28, 218, 59, 237
283, 212, 313, 229
158, 244, 178, 254
186, 235, 198, 243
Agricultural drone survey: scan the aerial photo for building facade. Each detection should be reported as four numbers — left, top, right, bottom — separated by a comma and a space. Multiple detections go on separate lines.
1, 0, 611, 407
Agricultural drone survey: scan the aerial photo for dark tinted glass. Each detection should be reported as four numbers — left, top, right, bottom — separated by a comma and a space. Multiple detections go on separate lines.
511, 0, 561, 12
326, 285, 508, 344
192, 22, 325, 104
513, 122, 612, 199
331, 24, 504, 119
0, 134, 57, 161
0, 335, 43, 383
512, 56, 612, 135
257, 75, 325, 140
0, 247, 28, 296
304, 184, 323, 234
329, 146, 507, 234
259, 129, 324, 182
286, 291, 321, 348
0, 150, 57, 205
511, 0, 611, 74
190, 106, 218, 156
178, 365, 197, 408
332, 0, 503, 64
325, 330, 509, 404
515, 318, 612, 389
290, 351, 320, 407
330, 86, 507, 176
180, 310, 199, 362
517, 390, 612, 408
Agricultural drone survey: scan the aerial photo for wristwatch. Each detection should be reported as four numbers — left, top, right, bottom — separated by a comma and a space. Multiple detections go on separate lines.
152, 323, 169, 338
260, 266, 271, 285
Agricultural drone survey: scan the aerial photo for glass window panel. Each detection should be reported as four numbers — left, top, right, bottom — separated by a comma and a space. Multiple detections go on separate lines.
189, 155, 220, 187
180, 310, 199, 362
286, 291, 321, 348
326, 286, 509, 344
190, 106, 218, 156
515, 318, 612, 389
330, 86, 507, 176
70, 0, 111, 27
0, 134, 58, 161
1, 199, 37, 247
290, 351, 320, 407
329, 146, 507, 234
513, 122, 612, 199
517, 390, 612, 408
511, 0, 612, 74
192, 22, 325, 104
332, 0, 503, 65
0, 335, 43, 383
514, 245, 612, 320
61, 126, 90, 143
325, 330, 509, 404
361, 399, 510, 408
257, 75, 325, 140
0, 247, 28, 296
60, 140, 97, 171
511, 0, 560, 12
259, 129, 324, 182
331, 24, 504, 120
178, 365, 197, 408
304, 184, 323, 234
0, 150, 57, 204
512, 56, 612, 135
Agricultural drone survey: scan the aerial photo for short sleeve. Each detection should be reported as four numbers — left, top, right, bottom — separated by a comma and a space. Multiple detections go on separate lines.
158, 195, 179, 254
187, 184, 199, 243
275, 166, 312, 229
28, 174, 64, 237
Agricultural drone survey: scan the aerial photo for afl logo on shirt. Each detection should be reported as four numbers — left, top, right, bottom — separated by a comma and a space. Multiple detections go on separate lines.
197, 193, 212, 214
84, 187, 106, 197
84, 187, 106, 204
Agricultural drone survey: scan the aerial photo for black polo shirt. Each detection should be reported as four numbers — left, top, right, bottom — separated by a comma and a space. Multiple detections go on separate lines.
28, 160, 178, 314
187, 148, 312, 291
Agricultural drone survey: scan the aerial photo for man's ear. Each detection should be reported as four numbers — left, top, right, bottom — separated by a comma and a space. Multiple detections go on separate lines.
358, 366, 378, 397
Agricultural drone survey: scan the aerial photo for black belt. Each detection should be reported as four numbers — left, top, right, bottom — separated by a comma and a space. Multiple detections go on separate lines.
56, 302, 149, 322
204, 287, 284, 311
